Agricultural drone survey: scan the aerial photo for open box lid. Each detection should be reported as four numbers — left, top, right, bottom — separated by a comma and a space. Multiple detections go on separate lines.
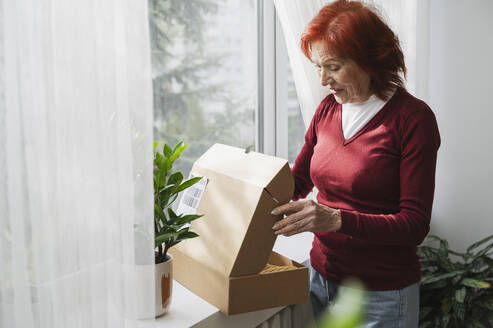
173, 143, 294, 277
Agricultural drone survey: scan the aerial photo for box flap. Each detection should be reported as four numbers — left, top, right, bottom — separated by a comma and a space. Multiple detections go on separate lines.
265, 162, 295, 204
173, 143, 294, 278
193, 143, 290, 191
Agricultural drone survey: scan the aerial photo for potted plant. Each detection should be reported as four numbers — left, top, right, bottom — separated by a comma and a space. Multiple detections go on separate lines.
153, 141, 203, 316
418, 234, 493, 327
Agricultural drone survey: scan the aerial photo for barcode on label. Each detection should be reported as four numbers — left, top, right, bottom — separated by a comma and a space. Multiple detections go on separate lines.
176, 174, 208, 216
192, 188, 201, 198
183, 194, 199, 209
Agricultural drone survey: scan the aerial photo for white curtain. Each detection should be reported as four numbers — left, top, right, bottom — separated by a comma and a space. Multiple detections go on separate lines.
0, 0, 155, 327
273, 0, 329, 128
273, 0, 427, 128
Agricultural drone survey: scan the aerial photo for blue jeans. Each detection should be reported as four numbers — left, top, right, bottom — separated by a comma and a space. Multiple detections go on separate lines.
305, 261, 419, 328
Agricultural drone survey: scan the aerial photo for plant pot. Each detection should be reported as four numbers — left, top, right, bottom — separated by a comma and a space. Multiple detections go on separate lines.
155, 254, 173, 317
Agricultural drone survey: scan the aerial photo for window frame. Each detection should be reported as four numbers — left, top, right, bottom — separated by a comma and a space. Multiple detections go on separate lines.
257, 0, 296, 160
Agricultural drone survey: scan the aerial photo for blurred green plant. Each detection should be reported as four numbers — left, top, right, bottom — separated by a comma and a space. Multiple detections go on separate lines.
153, 141, 203, 264
315, 279, 365, 328
418, 234, 493, 327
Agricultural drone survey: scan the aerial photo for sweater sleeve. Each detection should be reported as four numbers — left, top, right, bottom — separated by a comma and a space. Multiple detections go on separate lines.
338, 107, 441, 246
291, 97, 328, 201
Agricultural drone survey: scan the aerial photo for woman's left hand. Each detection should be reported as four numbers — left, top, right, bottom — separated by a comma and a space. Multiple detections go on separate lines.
271, 200, 342, 236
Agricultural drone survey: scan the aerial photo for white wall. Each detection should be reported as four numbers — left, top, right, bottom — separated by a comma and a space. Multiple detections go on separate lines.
428, 0, 493, 251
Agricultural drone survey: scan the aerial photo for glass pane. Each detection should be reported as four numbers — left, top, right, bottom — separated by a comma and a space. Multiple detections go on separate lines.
286, 60, 305, 163
149, 0, 257, 174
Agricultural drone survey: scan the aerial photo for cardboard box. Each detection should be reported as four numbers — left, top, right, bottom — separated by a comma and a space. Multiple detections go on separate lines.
170, 143, 309, 315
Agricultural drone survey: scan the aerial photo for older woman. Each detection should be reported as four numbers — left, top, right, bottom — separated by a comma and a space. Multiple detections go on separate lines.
271, 1, 440, 327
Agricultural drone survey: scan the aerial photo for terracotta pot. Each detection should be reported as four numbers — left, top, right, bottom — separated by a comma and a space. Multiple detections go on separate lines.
155, 254, 173, 317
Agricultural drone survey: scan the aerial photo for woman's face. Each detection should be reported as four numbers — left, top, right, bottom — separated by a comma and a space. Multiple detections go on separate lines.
310, 41, 372, 104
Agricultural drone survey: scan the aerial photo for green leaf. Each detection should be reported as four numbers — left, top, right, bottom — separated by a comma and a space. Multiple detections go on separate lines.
167, 172, 184, 189
160, 183, 175, 193
425, 235, 449, 255
455, 287, 466, 303
166, 159, 172, 173
461, 278, 491, 289
154, 151, 162, 165
154, 151, 163, 165
156, 229, 169, 238
153, 141, 159, 150
421, 270, 466, 285
467, 234, 493, 253
154, 232, 176, 247
172, 141, 184, 155
175, 214, 203, 226
418, 246, 441, 264
471, 241, 493, 261
418, 245, 440, 260
154, 168, 167, 189
155, 153, 170, 175
167, 214, 183, 226
165, 240, 179, 249
175, 176, 202, 193
163, 143, 172, 158
448, 249, 467, 258
468, 256, 493, 274
154, 204, 166, 222
481, 257, 493, 270
156, 184, 174, 203
157, 186, 174, 210
170, 143, 187, 164
178, 231, 199, 240
419, 245, 456, 271
166, 193, 179, 208
167, 208, 178, 219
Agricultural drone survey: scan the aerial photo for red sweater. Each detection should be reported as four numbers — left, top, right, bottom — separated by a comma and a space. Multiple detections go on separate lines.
292, 88, 440, 290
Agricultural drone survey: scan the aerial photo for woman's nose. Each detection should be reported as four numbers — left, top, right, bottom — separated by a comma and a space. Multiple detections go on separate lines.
320, 68, 332, 86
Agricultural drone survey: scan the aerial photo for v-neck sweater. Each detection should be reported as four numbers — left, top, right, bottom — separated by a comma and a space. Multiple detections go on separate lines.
292, 88, 441, 290
342, 94, 388, 140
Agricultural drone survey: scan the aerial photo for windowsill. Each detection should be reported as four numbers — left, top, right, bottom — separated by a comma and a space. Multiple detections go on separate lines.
151, 233, 313, 328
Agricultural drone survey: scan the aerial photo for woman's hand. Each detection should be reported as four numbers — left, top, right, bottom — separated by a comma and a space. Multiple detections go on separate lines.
270, 200, 342, 236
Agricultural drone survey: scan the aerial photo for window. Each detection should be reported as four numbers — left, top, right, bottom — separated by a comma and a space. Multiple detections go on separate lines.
149, 0, 305, 174
275, 20, 305, 163
149, 0, 258, 174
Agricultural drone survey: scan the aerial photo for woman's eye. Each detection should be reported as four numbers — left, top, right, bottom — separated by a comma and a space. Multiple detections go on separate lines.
315, 64, 340, 72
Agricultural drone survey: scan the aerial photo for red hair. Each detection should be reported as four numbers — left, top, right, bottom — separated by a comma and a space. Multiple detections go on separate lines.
301, 0, 406, 100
